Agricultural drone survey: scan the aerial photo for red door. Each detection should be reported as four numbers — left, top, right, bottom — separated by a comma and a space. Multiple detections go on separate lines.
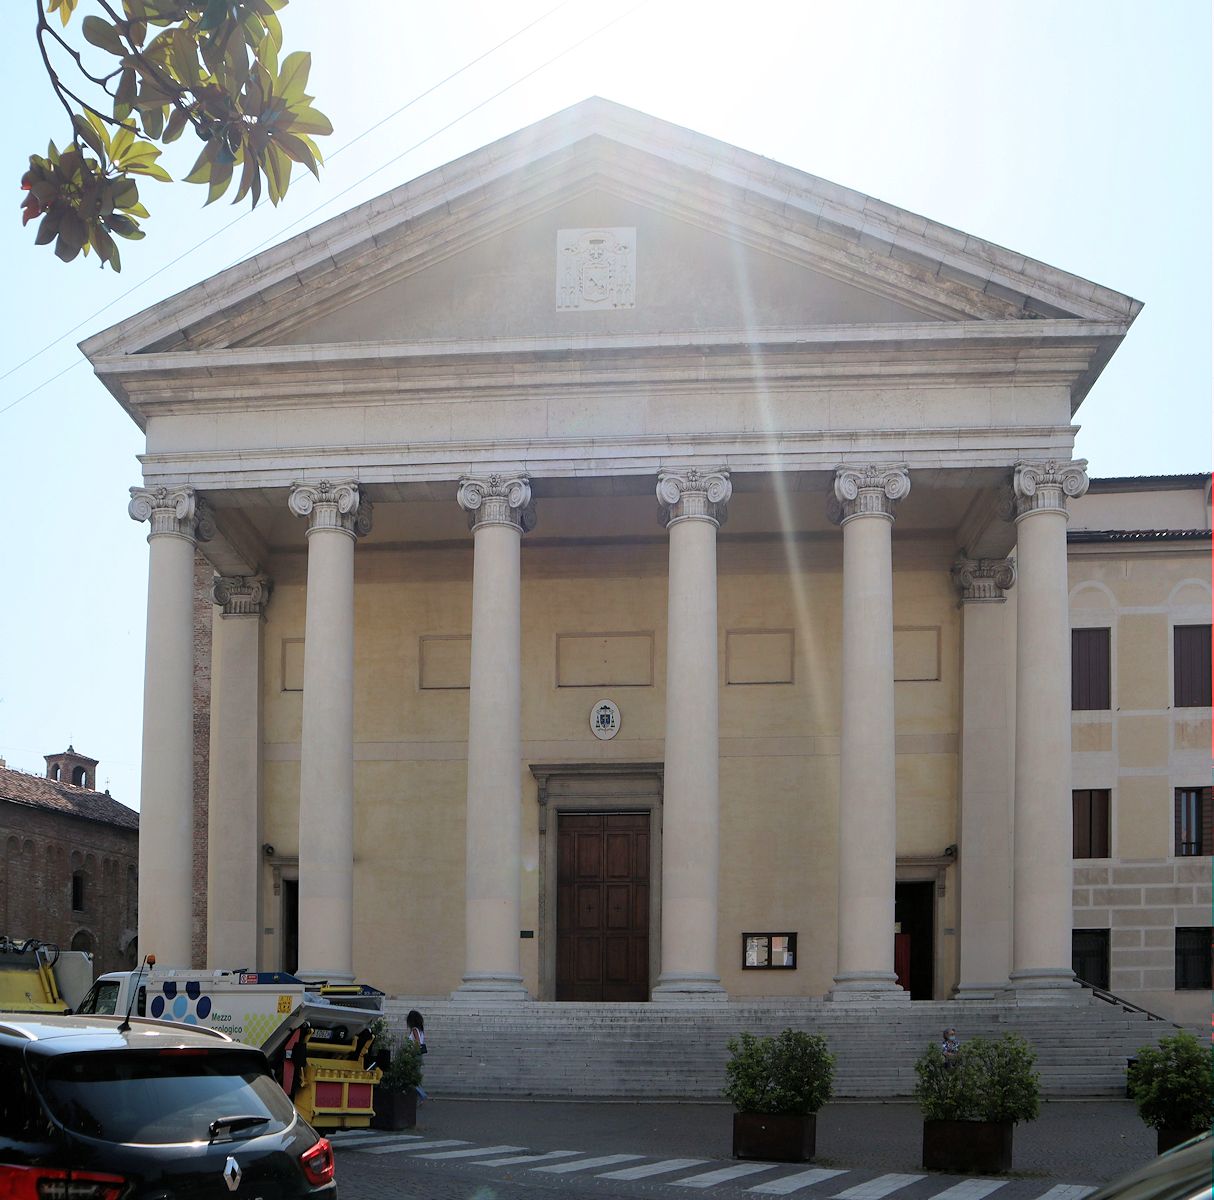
556, 813, 649, 1001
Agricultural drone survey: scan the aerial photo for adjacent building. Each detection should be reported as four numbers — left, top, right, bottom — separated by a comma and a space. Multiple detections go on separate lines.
81, 100, 1209, 1022
0, 748, 139, 974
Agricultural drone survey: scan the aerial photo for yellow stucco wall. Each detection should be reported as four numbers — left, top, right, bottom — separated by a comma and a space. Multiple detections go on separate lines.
256, 535, 962, 998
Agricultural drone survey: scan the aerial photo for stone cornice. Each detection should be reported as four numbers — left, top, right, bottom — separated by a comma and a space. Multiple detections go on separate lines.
1012, 460, 1090, 521
657, 468, 732, 528
91, 319, 1131, 430
952, 556, 1016, 602
456, 474, 536, 533
128, 485, 214, 543
288, 481, 372, 538
830, 465, 911, 524
212, 574, 272, 617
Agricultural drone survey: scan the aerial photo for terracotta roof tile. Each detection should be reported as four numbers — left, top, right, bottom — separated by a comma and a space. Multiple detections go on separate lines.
0, 767, 139, 832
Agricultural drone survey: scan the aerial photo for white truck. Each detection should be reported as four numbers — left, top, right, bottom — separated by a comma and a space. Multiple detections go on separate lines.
76, 964, 386, 1131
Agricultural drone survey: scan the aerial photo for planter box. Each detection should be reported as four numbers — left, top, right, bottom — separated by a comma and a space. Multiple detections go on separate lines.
732, 1112, 816, 1163
371, 1086, 417, 1131
922, 1119, 1013, 1173
1157, 1127, 1206, 1155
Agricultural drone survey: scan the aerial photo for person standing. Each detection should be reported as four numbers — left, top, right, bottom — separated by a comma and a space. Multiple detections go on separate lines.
407, 1009, 429, 1102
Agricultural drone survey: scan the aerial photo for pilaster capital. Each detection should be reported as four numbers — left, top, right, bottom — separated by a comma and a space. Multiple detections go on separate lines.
830, 464, 911, 524
952, 556, 1016, 602
1011, 459, 1088, 521
288, 481, 372, 539
213, 574, 272, 618
128, 485, 214, 543
656, 468, 732, 529
456, 473, 536, 533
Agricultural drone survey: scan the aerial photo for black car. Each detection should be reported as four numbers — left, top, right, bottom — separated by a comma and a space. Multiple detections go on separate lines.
0, 1013, 337, 1199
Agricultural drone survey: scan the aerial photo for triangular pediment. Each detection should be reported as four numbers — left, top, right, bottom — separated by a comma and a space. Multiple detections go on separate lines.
83, 97, 1140, 370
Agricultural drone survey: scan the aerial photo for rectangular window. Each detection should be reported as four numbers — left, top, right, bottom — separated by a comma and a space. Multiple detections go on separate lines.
71, 872, 85, 913
742, 932, 797, 969
1174, 787, 1212, 857
1175, 928, 1212, 991
1174, 625, 1212, 707
1071, 929, 1110, 990
1073, 789, 1111, 858
1072, 628, 1111, 710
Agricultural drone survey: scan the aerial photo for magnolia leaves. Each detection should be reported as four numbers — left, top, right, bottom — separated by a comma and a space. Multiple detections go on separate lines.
23, 0, 330, 270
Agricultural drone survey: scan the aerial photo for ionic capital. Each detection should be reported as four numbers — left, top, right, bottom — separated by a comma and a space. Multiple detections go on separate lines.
456, 474, 536, 533
830, 465, 911, 524
288, 481, 372, 539
952, 556, 1016, 603
657, 468, 732, 529
213, 574, 272, 618
129, 485, 214, 543
1011, 460, 1088, 521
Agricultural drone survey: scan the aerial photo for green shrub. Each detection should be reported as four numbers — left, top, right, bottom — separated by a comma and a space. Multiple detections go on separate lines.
914, 1034, 1040, 1124
1128, 1031, 1214, 1133
372, 1029, 423, 1094
723, 1029, 835, 1115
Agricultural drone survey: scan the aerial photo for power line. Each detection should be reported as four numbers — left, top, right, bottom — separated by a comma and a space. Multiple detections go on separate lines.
0, 0, 578, 405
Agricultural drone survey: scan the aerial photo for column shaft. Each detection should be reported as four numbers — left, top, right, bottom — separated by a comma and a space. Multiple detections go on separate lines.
954, 559, 1015, 997
129, 486, 210, 966
289, 481, 370, 984
207, 577, 270, 968
653, 468, 730, 1002
1011, 461, 1086, 994
454, 474, 532, 1000
830, 465, 909, 1000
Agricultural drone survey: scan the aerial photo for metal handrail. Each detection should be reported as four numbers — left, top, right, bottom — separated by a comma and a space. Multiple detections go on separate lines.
1075, 977, 1181, 1026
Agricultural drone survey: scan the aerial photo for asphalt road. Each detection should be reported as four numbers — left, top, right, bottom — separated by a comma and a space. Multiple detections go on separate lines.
329, 1099, 1160, 1200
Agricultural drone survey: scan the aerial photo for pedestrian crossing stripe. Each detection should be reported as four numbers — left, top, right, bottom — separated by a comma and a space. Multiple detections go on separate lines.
333, 1132, 1098, 1199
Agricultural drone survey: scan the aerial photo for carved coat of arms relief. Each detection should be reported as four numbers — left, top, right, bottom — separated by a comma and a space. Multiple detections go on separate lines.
556, 227, 636, 310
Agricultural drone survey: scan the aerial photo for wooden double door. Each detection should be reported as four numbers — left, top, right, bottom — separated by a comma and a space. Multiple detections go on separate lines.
556, 812, 650, 1002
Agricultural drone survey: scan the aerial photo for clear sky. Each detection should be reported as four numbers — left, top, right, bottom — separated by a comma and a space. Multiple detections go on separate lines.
0, 0, 1209, 808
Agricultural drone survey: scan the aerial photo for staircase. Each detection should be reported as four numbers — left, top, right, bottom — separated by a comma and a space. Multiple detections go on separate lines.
382, 996, 1176, 1101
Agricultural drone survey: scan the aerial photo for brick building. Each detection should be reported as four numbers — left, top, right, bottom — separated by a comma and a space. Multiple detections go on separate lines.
0, 748, 139, 974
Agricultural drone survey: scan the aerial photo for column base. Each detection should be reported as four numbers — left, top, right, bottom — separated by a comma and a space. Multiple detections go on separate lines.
828, 972, 909, 1003
1006, 967, 1083, 1005
651, 973, 727, 1003
450, 973, 531, 1003
296, 969, 355, 985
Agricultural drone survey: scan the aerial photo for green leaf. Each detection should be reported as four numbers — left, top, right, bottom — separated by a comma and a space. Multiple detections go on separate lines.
286, 105, 331, 137
71, 113, 106, 159
183, 140, 219, 184
204, 159, 234, 205
81, 14, 126, 55
275, 50, 311, 101
272, 130, 317, 175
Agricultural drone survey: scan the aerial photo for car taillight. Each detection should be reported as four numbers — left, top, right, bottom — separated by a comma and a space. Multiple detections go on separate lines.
300, 1137, 335, 1187
0, 1165, 129, 1200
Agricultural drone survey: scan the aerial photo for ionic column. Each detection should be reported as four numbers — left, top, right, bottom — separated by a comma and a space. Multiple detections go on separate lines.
289, 482, 372, 983
653, 468, 731, 1002
453, 474, 534, 1001
207, 576, 272, 968
129, 485, 213, 965
1010, 460, 1087, 996
952, 557, 1015, 998
829, 464, 910, 1001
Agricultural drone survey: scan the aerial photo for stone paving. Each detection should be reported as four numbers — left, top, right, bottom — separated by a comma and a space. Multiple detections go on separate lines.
332, 1098, 1161, 1200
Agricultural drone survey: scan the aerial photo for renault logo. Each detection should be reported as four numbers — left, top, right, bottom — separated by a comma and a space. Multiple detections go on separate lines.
223, 1156, 242, 1192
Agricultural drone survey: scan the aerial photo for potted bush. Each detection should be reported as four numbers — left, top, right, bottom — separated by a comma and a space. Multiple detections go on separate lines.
914, 1033, 1040, 1173
370, 1029, 423, 1131
723, 1029, 835, 1162
1128, 1031, 1214, 1154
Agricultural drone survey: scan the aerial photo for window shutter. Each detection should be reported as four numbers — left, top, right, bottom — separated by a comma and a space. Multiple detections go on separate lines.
1202, 787, 1213, 859
1175, 625, 1212, 707
1072, 790, 1088, 857
1092, 791, 1110, 858
1072, 628, 1111, 710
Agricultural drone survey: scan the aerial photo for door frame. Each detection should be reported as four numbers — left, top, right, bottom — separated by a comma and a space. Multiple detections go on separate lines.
895, 851, 954, 1001
531, 763, 663, 1003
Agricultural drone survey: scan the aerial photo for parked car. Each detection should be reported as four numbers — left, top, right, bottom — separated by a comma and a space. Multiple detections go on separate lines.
1083, 1131, 1211, 1200
0, 1012, 337, 1198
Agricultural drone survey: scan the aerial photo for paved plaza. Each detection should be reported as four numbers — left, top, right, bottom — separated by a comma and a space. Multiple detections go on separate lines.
331, 1098, 1159, 1199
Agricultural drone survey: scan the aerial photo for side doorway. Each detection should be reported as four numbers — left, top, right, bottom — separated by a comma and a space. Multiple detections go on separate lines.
894, 880, 935, 999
